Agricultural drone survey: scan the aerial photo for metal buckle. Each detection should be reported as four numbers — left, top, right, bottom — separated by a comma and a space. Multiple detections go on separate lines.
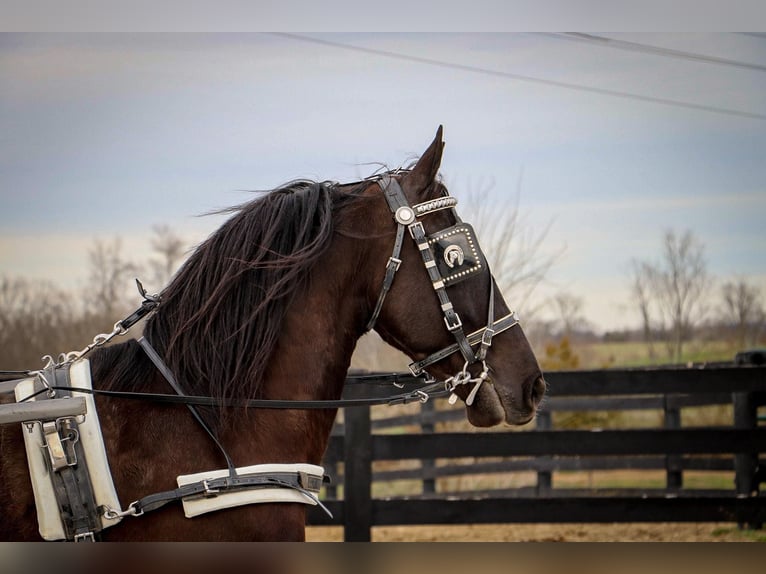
299, 471, 323, 492
202, 479, 220, 497
444, 313, 463, 332
387, 256, 402, 272
481, 327, 495, 347
41, 418, 79, 472
73, 531, 96, 542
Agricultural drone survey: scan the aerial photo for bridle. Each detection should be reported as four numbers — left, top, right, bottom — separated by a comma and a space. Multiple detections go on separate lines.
366, 174, 521, 405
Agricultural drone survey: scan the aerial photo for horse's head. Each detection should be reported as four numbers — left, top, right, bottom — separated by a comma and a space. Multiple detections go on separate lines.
362, 126, 545, 427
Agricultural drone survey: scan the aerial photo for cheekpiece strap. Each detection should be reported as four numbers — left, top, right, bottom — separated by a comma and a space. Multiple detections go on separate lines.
369, 175, 478, 366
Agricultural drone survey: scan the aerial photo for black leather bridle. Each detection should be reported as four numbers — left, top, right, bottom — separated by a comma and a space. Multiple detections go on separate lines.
366, 174, 520, 387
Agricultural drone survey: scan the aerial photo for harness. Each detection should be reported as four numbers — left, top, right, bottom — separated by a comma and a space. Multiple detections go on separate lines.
367, 174, 520, 404
0, 174, 523, 541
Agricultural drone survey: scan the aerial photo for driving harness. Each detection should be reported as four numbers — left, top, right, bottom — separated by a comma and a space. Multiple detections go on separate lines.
0, 173, 523, 541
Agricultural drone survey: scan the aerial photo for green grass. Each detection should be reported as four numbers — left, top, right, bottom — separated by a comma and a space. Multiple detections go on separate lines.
711, 526, 766, 542
551, 339, 742, 370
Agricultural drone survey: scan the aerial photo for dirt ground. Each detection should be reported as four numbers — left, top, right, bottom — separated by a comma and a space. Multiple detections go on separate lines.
306, 522, 765, 542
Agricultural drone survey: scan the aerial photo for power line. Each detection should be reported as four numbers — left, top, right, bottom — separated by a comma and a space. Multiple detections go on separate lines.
535, 33, 766, 73
271, 33, 766, 121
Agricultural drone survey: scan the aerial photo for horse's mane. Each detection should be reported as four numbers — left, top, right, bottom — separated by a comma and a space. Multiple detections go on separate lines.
135, 179, 366, 404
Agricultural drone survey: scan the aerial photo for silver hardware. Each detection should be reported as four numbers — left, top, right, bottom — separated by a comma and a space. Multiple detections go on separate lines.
413, 196, 458, 215
443, 244, 465, 268
299, 471, 323, 492
416, 390, 429, 404
74, 531, 96, 542
40, 417, 79, 471
202, 479, 220, 497
481, 327, 495, 347
443, 360, 491, 406
444, 313, 463, 332
31, 369, 56, 398
395, 206, 416, 225
388, 256, 402, 271
62, 320, 128, 364
102, 500, 143, 520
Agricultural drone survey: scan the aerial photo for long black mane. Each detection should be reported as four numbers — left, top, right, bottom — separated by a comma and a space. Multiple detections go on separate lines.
133, 179, 363, 403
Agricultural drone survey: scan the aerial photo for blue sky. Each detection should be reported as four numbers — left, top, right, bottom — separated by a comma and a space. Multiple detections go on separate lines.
1, 32, 765, 331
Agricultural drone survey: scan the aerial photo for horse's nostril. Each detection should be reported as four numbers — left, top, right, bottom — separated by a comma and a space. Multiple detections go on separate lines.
530, 376, 546, 407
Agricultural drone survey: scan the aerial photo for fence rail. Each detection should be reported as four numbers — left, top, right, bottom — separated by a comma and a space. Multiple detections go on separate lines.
308, 364, 766, 541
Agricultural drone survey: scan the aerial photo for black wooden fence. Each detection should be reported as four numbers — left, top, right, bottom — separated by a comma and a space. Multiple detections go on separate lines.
306, 364, 766, 541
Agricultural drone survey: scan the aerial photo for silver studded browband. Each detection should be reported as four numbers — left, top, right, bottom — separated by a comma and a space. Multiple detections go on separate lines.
413, 196, 458, 216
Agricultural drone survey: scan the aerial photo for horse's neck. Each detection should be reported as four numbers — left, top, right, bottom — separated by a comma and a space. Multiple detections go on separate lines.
223, 241, 369, 465
262, 259, 368, 403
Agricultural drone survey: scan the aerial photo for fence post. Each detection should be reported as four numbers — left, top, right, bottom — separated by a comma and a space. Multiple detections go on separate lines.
421, 400, 436, 495
536, 410, 552, 495
664, 395, 683, 490
733, 391, 761, 530
343, 402, 373, 542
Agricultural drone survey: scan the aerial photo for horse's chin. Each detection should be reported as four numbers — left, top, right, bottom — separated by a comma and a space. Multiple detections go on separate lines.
464, 384, 535, 428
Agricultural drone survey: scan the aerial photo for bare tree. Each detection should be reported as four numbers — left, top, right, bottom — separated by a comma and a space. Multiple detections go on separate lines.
630, 260, 657, 359
0, 276, 86, 369
148, 224, 186, 288
630, 229, 710, 363
552, 292, 586, 339
87, 237, 140, 319
460, 173, 563, 317
720, 278, 764, 348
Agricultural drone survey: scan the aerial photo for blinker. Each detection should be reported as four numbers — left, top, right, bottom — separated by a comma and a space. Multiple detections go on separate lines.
427, 223, 485, 286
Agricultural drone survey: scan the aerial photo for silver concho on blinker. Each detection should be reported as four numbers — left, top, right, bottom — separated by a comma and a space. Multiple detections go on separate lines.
443, 244, 465, 268
428, 223, 484, 286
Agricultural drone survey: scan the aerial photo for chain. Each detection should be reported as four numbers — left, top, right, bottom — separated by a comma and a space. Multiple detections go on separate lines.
445, 360, 490, 406
60, 321, 129, 365
55, 279, 160, 368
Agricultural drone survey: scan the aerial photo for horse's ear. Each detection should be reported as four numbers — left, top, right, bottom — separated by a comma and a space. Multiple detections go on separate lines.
406, 125, 444, 198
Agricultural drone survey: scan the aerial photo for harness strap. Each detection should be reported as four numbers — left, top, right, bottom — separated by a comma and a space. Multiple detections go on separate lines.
408, 311, 520, 375
408, 220, 476, 364
122, 470, 329, 517
476, 279, 496, 362
137, 337, 237, 477
36, 381, 451, 410
47, 367, 102, 541
365, 221, 406, 332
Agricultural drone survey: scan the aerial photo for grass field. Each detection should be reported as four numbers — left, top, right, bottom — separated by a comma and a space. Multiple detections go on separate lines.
541, 338, 745, 370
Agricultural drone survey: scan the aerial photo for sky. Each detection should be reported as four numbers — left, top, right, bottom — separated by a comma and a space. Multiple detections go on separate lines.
1, 32, 765, 332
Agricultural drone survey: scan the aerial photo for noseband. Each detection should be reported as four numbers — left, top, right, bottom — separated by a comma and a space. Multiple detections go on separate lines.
366, 175, 520, 403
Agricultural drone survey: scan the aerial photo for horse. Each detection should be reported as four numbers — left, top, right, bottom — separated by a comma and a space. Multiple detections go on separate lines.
0, 126, 545, 541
